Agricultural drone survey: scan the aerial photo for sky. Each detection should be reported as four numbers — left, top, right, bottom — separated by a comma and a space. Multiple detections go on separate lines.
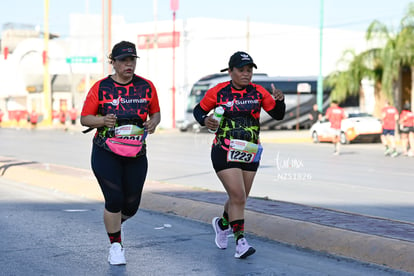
0, 0, 413, 37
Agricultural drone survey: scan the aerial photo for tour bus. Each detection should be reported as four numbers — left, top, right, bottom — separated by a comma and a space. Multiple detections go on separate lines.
176, 73, 331, 131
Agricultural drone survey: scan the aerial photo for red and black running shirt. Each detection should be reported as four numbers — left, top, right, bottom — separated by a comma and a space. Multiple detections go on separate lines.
200, 81, 276, 144
81, 74, 160, 133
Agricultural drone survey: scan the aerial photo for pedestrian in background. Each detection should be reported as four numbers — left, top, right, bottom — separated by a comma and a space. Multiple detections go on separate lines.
193, 51, 285, 259
68, 106, 77, 126
399, 101, 414, 157
59, 109, 67, 131
308, 103, 322, 127
0, 109, 4, 127
29, 109, 38, 129
52, 110, 59, 125
80, 41, 161, 265
325, 100, 347, 155
381, 101, 399, 157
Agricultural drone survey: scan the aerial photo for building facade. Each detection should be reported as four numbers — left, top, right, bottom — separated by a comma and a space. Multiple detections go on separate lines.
0, 14, 369, 127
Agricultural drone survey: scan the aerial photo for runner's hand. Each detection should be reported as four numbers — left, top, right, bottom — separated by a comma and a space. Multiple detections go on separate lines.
204, 115, 219, 131
271, 83, 284, 101
104, 114, 117, 128
144, 120, 156, 134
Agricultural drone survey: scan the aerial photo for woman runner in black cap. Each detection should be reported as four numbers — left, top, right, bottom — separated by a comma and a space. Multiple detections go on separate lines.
80, 40, 161, 265
193, 51, 285, 259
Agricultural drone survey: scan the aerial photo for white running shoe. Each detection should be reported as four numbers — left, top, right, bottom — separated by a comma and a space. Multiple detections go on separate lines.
212, 217, 230, 249
234, 238, 256, 259
108, 242, 126, 265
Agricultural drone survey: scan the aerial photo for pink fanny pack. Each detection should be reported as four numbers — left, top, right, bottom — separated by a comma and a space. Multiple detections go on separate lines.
105, 137, 143, 157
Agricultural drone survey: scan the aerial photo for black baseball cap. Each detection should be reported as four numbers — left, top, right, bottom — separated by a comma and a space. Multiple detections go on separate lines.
220, 51, 257, 72
111, 41, 139, 60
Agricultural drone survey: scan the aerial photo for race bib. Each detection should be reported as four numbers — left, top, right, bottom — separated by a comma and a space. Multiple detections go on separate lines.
115, 125, 146, 141
227, 139, 263, 163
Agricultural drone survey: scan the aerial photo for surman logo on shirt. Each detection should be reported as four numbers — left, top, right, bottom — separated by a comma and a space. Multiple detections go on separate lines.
235, 99, 259, 105
121, 98, 147, 104
111, 96, 121, 106
110, 96, 147, 106
224, 99, 258, 108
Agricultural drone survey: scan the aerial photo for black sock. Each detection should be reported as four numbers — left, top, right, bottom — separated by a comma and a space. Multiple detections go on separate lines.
223, 211, 229, 222
218, 211, 230, 230
108, 230, 122, 245
230, 219, 245, 243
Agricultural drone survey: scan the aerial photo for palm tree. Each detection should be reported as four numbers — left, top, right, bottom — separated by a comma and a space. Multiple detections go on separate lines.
327, 3, 414, 115
366, 3, 414, 112
325, 70, 350, 104
366, 19, 400, 106
325, 48, 381, 113
398, 3, 414, 111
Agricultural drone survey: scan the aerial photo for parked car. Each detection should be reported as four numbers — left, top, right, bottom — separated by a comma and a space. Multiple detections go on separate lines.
310, 113, 382, 144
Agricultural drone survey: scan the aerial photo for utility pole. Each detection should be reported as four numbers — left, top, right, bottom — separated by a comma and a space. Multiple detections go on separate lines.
317, 0, 324, 112
153, 0, 158, 81
43, 0, 52, 125
171, 0, 179, 128
246, 16, 250, 52
102, 0, 112, 77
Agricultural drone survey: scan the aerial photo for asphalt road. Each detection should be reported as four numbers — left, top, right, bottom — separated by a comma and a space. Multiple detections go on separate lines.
1, 127, 413, 223
0, 175, 410, 276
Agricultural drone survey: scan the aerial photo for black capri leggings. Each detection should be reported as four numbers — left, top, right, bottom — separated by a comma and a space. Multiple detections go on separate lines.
91, 143, 148, 216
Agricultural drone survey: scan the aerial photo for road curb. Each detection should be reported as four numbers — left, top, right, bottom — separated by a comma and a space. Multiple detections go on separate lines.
0, 158, 413, 273
141, 192, 414, 273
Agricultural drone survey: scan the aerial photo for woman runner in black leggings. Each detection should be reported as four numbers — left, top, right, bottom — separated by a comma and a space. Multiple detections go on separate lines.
81, 41, 161, 265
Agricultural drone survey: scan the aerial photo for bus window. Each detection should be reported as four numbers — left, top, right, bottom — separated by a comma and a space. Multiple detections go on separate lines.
186, 84, 210, 112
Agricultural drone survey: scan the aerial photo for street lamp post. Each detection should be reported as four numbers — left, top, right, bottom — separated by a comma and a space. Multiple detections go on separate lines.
43, 0, 52, 125
317, 0, 324, 112
102, 0, 112, 77
170, 0, 179, 128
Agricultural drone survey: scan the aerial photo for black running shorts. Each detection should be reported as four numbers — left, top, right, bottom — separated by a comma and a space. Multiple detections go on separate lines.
211, 144, 260, 173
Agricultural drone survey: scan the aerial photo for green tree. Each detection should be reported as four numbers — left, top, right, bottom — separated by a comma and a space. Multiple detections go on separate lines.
366, 3, 414, 111
398, 3, 414, 110
327, 3, 414, 115
326, 48, 381, 113
366, 19, 399, 105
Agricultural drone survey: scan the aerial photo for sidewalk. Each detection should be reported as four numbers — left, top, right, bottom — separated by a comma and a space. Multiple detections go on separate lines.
1, 156, 414, 273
